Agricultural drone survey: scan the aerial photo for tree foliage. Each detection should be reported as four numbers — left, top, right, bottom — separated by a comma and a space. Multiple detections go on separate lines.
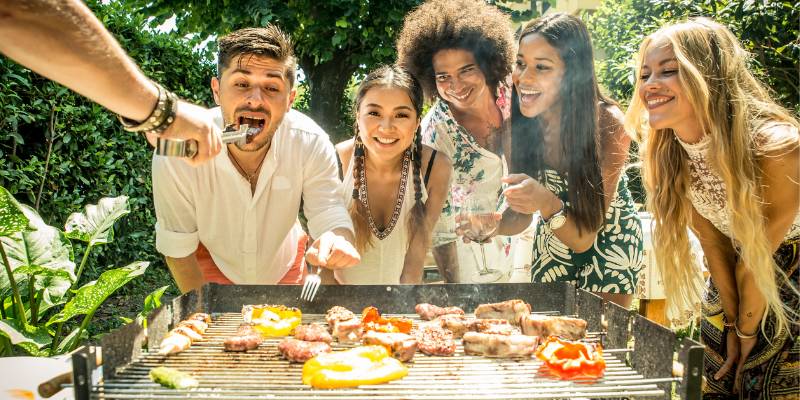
587, 0, 799, 112
0, 0, 216, 335
132, 0, 423, 141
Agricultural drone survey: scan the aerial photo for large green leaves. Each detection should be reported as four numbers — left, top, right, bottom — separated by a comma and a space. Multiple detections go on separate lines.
47, 261, 148, 326
0, 186, 30, 237
0, 319, 52, 354
64, 196, 129, 246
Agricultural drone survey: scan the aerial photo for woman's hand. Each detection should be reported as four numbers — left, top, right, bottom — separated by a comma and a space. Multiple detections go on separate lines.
502, 174, 558, 215
713, 329, 739, 382
455, 212, 501, 244
733, 333, 758, 393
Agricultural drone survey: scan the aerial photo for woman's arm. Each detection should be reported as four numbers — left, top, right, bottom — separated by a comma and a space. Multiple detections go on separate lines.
502, 105, 629, 252
401, 149, 453, 283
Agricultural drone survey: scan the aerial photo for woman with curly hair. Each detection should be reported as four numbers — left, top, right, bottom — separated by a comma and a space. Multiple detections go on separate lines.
494, 13, 643, 308
626, 18, 799, 397
334, 65, 451, 284
396, 0, 516, 283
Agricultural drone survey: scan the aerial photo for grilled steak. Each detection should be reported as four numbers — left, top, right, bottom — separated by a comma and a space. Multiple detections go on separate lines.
332, 317, 363, 343
474, 299, 531, 324
278, 338, 332, 362
518, 314, 587, 340
294, 324, 333, 343
413, 323, 456, 356
468, 319, 519, 336
325, 306, 356, 328
362, 331, 418, 362
224, 323, 262, 352
462, 332, 539, 358
434, 314, 468, 337
415, 303, 465, 320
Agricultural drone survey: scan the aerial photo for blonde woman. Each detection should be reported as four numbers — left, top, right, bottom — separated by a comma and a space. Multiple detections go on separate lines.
626, 18, 799, 397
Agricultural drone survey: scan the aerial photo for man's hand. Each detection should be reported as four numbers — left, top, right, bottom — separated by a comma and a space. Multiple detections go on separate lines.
306, 231, 360, 269
158, 101, 223, 166
502, 173, 555, 215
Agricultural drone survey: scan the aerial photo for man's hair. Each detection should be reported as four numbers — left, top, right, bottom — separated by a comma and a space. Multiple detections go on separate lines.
396, 0, 515, 101
217, 25, 296, 87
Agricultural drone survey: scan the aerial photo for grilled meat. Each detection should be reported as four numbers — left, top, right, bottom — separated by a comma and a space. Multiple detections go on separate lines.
362, 331, 418, 362
224, 323, 262, 352
294, 324, 333, 343
172, 326, 202, 342
415, 303, 465, 320
158, 331, 192, 355
474, 299, 531, 324
332, 317, 363, 343
188, 313, 211, 324
518, 314, 587, 340
178, 319, 208, 335
469, 319, 519, 336
433, 314, 467, 337
462, 332, 539, 358
325, 306, 356, 328
326, 306, 363, 343
278, 338, 332, 363
413, 323, 456, 356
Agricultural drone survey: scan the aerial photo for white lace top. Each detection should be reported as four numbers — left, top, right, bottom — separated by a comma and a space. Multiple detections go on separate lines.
677, 134, 800, 242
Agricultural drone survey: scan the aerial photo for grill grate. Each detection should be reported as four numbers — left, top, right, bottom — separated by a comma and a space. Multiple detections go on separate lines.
91, 312, 675, 399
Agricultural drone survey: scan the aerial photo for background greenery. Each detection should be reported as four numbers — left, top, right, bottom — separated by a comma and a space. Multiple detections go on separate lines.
0, 0, 796, 344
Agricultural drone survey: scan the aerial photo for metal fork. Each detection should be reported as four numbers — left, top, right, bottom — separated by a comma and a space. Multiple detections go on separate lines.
300, 264, 322, 301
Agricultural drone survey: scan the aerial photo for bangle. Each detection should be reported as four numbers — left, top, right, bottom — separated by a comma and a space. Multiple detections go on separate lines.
734, 321, 758, 339
722, 315, 736, 329
118, 82, 178, 136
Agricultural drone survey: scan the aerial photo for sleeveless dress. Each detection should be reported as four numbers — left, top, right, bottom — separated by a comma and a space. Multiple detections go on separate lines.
677, 133, 800, 399
530, 168, 644, 294
335, 153, 428, 284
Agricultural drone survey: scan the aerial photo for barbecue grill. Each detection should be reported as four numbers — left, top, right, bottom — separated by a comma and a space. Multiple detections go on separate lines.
71, 283, 703, 399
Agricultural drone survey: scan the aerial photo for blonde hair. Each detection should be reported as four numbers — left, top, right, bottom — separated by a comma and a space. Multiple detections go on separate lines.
625, 18, 799, 334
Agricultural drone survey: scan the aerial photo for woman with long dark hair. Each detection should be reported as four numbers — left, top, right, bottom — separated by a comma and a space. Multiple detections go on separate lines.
334, 65, 451, 284
496, 13, 643, 307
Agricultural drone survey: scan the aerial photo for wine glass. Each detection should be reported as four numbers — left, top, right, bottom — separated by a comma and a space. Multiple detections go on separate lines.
459, 192, 504, 283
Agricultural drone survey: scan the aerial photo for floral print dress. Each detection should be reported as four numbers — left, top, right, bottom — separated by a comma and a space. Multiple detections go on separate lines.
530, 169, 644, 294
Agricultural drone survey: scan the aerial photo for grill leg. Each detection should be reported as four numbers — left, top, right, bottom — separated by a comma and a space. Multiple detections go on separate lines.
71, 346, 96, 400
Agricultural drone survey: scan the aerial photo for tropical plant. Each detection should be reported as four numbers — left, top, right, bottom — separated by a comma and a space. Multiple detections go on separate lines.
0, 188, 147, 356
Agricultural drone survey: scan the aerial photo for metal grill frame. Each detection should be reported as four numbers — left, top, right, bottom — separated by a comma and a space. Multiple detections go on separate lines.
72, 283, 703, 399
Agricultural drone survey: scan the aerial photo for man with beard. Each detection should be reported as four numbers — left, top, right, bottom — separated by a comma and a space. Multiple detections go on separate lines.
152, 26, 359, 291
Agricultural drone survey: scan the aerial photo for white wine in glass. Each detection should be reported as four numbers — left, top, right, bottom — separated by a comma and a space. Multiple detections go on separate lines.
460, 193, 503, 283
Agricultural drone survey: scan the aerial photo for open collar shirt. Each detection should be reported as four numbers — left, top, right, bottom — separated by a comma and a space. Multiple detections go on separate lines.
152, 108, 353, 283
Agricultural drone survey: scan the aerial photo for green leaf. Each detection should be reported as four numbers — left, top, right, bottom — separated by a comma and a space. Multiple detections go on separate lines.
335, 18, 349, 28
142, 285, 169, 317
64, 196, 130, 245
0, 186, 30, 237
55, 327, 88, 354
0, 319, 51, 350
47, 261, 148, 326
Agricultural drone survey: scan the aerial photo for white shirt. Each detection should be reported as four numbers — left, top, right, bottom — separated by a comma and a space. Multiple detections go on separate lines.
334, 152, 427, 284
152, 108, 354, 284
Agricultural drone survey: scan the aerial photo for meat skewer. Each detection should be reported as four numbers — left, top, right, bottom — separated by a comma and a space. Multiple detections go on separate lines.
518, 314, 587, 340
463, 332, 540, 358
158, 314, 213, 355
224, 323, 262, 352
474, 299, 531, 325
415, 303, 465, 320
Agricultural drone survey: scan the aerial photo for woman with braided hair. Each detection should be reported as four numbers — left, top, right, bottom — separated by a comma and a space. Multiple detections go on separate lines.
334, 65, 452, 284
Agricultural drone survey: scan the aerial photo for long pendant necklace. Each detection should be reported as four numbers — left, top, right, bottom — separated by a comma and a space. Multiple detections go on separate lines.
229, 150, 267, 189
358, 149, 411, 240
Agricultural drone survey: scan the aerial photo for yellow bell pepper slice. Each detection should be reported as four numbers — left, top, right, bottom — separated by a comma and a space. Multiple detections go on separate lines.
242, 305, 302, 337
302, 345, 408, 388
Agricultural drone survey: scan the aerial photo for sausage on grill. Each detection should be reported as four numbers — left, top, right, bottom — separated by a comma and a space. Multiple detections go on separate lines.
463, 332, 540, 358
518, 314, 587, 340
278, 338, 332, 362
224, 323, 262, 352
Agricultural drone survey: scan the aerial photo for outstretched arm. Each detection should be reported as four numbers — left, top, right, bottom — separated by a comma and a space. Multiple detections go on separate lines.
0, 0, 221, 164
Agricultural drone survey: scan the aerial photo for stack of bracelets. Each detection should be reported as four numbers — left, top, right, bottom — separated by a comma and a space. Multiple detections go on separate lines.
117, 82, 178, 136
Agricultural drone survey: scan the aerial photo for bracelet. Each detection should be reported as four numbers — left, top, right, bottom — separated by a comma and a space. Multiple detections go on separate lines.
118, 82, 178, 136
734, 321, 758, 339
722, 315, 736, 329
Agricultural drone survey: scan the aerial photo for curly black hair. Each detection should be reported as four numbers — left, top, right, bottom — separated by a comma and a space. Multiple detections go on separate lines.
396, 0, 515, 101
